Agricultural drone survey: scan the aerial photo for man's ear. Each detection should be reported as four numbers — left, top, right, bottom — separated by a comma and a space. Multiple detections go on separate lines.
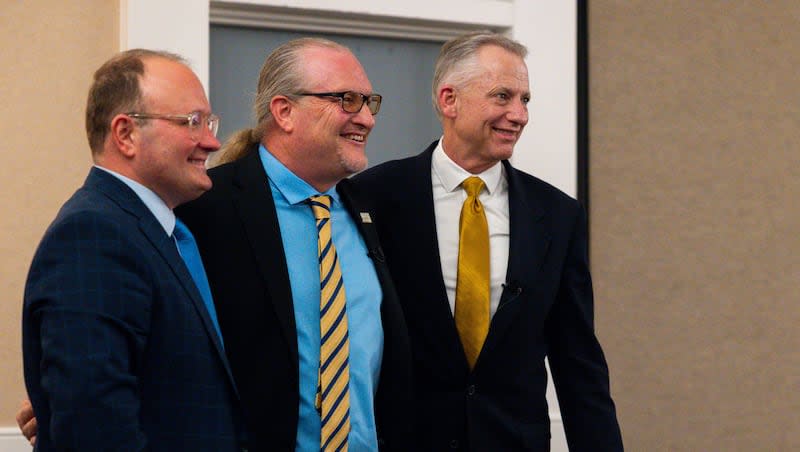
109, 114, 137, 158
437, 85, 458, 119
270, 96, 295, 133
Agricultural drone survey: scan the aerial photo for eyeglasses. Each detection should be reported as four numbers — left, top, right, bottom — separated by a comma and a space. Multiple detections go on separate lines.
127, 111, 220, 139
295, 91, 382, 115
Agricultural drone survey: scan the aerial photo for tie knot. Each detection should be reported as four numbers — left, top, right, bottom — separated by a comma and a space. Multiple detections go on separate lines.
309, 195, 332, 220
172, 218, 193, 242
462, 176, 485, 198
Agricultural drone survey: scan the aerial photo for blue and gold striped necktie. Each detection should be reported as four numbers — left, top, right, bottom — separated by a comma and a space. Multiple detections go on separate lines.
308, 195, 350, 451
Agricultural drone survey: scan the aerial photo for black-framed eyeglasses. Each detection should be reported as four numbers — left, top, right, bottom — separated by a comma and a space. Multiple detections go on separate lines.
295, 91, 382, 115
127, 111, 220, 139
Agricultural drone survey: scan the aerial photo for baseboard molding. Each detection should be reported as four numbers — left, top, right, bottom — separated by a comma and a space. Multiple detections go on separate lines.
0, 427, 30, 451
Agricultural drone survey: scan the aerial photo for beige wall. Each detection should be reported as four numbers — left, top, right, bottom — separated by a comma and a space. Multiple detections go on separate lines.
591, 1, 800, 450
0, 1, 117, 426
4, 1, 799, 449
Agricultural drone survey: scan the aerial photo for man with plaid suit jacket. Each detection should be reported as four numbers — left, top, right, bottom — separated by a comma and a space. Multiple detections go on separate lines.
21, 49, 245, 451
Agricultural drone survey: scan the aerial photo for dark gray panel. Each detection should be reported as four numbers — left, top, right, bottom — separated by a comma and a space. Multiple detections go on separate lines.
210, 26, 442, 167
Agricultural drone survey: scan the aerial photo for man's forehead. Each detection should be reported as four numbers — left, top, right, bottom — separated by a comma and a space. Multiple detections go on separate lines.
142, 56, 190, 75
300, 46, 372, 91
140, 57, 207, 107
141, 58, 193, 89
471, 66, 529, 90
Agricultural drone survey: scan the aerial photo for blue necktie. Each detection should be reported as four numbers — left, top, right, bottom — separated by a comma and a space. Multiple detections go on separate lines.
173, 218, 224, 347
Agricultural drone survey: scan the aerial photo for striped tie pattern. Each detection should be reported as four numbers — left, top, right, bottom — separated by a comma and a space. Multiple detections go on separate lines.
454, 176, 490, 369
309, 195, 350, 452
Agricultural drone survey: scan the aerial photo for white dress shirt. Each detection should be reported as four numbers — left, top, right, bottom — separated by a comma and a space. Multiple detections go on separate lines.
432, 140, 510, 318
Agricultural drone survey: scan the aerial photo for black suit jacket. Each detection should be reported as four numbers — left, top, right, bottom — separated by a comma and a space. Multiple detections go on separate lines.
351, 141, 623, 451
23, 168, 244, 451
176, 145, 413, 452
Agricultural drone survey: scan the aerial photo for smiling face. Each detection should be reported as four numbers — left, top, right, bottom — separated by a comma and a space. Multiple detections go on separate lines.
439, 45, 530, 174
131, 57, 220, 208
290, 46, 375, 190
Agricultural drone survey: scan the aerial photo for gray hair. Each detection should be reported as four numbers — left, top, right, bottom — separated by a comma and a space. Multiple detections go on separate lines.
217, 37, 350, 165
431, 31, 528, 117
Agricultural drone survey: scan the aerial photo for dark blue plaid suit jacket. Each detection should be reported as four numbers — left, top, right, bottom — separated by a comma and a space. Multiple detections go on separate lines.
22, 168, 245, 451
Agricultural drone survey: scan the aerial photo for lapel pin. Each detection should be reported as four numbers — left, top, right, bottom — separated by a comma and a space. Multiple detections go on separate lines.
360, 212, 372, 223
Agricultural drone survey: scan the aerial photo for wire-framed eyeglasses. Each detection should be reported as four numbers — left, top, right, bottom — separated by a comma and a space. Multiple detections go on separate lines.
127, 111, 220, 139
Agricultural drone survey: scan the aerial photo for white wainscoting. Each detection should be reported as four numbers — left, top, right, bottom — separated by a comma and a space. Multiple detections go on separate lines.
550, 415, 567, 451
0, 427, 30, 452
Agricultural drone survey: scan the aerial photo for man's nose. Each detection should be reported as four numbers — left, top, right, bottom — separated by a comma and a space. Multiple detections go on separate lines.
353, 102, 376, 129
507, 99, 529, 125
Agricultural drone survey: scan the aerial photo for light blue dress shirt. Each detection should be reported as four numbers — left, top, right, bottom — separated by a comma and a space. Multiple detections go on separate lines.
94, 166, 175, 234
259, 145, 384, 451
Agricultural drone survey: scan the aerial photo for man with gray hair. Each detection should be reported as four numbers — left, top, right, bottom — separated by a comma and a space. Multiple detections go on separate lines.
353, 31, 624, 451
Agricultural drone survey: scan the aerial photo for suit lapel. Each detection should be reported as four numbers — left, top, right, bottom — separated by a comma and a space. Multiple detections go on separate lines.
138, 216, 234, 366
479, 162, 551, 360
503, 162, 551, 297
230, 148, 299, 367
89, 168, 239, 395
402, 146, 471, 372
336, 178, 385, 268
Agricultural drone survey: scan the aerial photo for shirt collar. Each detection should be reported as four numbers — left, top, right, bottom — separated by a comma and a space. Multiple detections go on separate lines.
432, 138, 504, 194
94, 165, 176, 235
258, 144, 340, 205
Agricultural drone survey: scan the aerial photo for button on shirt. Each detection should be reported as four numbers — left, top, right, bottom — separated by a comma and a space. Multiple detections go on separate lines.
259, 145, 384, 451
432, 140, 510, 318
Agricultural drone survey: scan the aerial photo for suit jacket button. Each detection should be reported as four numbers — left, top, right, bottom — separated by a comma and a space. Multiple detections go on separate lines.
449, 439, 460, 449
467, 384, 476, 396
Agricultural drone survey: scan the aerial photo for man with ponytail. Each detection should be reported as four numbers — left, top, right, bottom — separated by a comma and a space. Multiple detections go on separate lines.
176, 38, 412, 451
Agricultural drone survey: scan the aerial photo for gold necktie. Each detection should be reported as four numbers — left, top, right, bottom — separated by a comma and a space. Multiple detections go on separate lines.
309, 195, 350, 451
454, 176, 490, 370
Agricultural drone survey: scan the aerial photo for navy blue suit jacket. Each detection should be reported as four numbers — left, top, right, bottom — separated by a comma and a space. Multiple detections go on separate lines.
351, 141, 624, 451
22, 168, 245, 451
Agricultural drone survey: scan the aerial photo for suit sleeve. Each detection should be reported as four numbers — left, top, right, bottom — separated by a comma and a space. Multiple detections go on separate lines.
546, 205, 624, 451
24, 213, 151, 451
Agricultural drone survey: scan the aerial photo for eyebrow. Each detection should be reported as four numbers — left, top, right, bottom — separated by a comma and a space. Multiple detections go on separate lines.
488, 86, 531, 96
